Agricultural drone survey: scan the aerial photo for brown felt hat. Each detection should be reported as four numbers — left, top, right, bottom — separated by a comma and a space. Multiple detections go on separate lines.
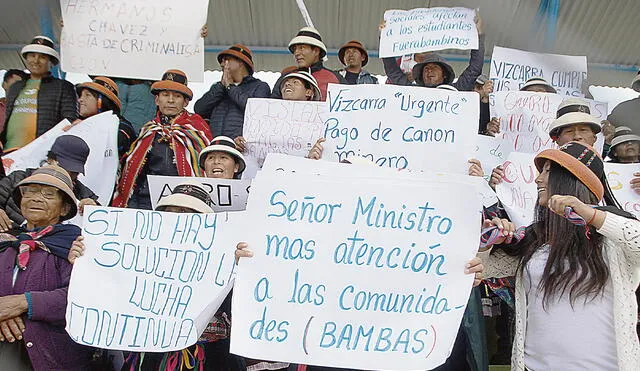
338, 40, 368, 67
218, 44, 255, 75
13, 164, 78, 221
534, 141, 605, 201
76, 76, 121, 112
150, 69, 193, 100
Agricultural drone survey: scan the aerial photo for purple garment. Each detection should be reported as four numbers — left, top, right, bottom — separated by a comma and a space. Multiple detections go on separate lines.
0, 245, 92, 370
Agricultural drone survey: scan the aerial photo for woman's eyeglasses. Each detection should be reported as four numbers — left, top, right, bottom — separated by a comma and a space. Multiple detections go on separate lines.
19, 186, 60, 200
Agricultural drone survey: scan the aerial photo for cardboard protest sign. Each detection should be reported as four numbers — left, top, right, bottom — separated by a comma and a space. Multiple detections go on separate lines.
243, 99, 326, 167
66, 206, 237, 351
231, 155, 483, 370
490, 46, 587, 97
60, 0, 208, 81
322, 83, 479, 174
379, 7, 478, 58
490, 91, 607, 154
495, 152, 538, 228
605, 163, 640, 219
472, 135, 512, 181
2, 112, 119, 206
148, 175, 251, 212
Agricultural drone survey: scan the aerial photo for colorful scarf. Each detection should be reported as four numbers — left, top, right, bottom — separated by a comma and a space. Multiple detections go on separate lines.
112, 110, 211, 207
0, 224, 81, 268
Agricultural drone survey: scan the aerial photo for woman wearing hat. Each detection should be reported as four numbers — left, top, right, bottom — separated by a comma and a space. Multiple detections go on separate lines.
0, 164, 92, 369
200, 136, 246, 179
608, 126, 640, 164
70, 76, 137, 157
481, 141, 640, 370
112, 69, 212, 210
1, 36, 78, 152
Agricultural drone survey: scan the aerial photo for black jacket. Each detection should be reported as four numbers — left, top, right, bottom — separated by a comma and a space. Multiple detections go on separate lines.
194, 75, 271, 139
0, 168, 98, 226
1, 73, 78, 146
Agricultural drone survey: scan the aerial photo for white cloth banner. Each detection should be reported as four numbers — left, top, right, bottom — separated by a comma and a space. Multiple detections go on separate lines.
495, 152, 538, 228
2, 111, 119, 206
379, 7, 478, 58
322, 83, 479, 174
243, 98, 326, 167
605, 163, 640, 219
66, 206, 237, 351
490, 91, 607, 154
490, 46, 587, 97
230, 155, 482, 370
148, 175, 250, 212
60, 0, 209, 81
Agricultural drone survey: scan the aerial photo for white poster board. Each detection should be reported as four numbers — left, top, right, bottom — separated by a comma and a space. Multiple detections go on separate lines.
495, 152, 538, 228
60, 0, 209, 81
605, 163, 640, 219
490, 91, 607, 154
230, 156, 483, 370
472, 134, 512, 181
243, 99, 325, 167
2, 111, 119, 206
490, 46, 587, 97
66, 206, 237, 351
322, 83, 479, 174
148, 175, 251, 212
379, 7, 478, 58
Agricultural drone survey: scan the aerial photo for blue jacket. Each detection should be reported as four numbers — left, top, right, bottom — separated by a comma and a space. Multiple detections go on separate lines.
337, 69, 379, 85
114, 79, 157, 133
194, 75, 271, 139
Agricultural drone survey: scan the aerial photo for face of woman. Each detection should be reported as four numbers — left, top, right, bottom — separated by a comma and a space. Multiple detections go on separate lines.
19, 185, 69, 229
78, 89, 99, 118
613, 141, 640, 163
535, 161, 551, 207
204, 152, 239, 179
281, 77, 312, 101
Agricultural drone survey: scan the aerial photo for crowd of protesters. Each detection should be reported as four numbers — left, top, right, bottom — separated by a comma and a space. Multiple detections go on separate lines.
0, 9, 638, 371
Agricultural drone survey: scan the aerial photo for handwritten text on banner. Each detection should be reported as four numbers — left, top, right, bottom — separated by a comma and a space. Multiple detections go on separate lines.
148, 175, 250, 212
230, 157, 482, 370
605, 163, 640, 219
322, 83, 479, 174
380, 7, 478, 58
66, 206, 236, 351
490, 46, 587, 97
60, 0, 209, 81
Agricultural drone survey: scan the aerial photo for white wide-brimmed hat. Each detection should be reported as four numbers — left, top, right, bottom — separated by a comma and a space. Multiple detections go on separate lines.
520, 77, 556, 93
21, 36, 60, 65
610, 126, 640, 147
288, 27, 327, 58
156, 181, 214, 214
548, 111, 601, 137
281, 71, 321, 101
199, 136, 246, 174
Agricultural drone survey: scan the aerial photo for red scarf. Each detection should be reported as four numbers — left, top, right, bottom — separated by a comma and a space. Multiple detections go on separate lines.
112, 111, 212, 208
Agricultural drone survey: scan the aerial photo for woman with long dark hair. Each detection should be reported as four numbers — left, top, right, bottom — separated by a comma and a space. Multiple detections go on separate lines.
480, 141, 639, 370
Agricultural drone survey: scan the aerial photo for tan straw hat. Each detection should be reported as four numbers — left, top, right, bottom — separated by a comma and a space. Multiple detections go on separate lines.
13, 164, 78, 221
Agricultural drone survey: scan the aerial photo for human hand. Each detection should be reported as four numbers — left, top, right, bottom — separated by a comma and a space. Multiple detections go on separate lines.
63, 118, 83, 132
78, 198, 97, 215
468, 158, 484, 177
0, 209, 13, 232
489, 165, 504, 190
631, 173, 640, 195
234, 136, 246, 152
465, 256, 484, 287
68, 236, 85, 264
0, 295, 28, 322
235, 242, 253, 264
474, 9, 484, 35
378, 20, 387, 31
482, 80, 494, 96
0, 317, 25, 343
601, 120, 615, 145
482, 217, 517, 245
200, 25, 208, 38
486, 117, 501, 136
308, 138, 325, 160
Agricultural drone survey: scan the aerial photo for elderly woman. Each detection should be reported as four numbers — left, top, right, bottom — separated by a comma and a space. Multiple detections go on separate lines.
608, 126, 640, 164
0, 164, 91, 370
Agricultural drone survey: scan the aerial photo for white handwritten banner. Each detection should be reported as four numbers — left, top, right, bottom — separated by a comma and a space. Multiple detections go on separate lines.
230, 155, 483, 370
472, 134, 512, 181
2, 111, 119, 206
66, 206, 237, 351
60, 0, 209, 81
147, 175, 250, 212
243, 99, 325, 167
490, 46, 587, 97
605, 163, 640, 218
495, 152, 538, 228
490, 91, 607, 154
322, 83, 479, 174
379, 7, 478, 58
